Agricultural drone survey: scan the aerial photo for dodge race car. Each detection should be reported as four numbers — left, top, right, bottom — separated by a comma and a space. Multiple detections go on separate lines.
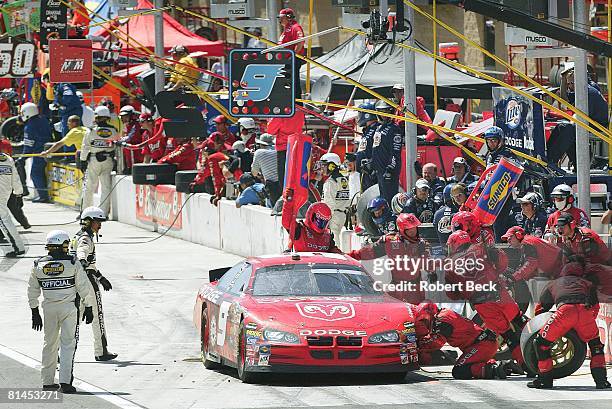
193, 252, 419, 383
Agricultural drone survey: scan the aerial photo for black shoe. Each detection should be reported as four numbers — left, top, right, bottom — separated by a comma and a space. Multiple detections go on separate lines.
32, 197, 50, 203
60, 383, 76, 394
596, 380, 611, 389
95, 353, 118, 361
527, 375, 553, 389
21, 222, 31, 229
4, 250, 24, 258
502, 360, 525, 376
43, 384, 59, 390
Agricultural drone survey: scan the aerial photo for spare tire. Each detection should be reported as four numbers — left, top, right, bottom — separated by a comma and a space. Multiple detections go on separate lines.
132, 163, 177, 185
0, 116, 23, 142
175, 170, 206, 193
356, 185, 381, 236
520, 312, 587, 379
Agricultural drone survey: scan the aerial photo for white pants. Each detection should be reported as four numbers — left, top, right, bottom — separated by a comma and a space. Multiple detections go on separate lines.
329, 211, 346, 244
80, 273, 108, 357
82, 157, 113, 215
0, 203, 24, 253
41, 302, 79, 385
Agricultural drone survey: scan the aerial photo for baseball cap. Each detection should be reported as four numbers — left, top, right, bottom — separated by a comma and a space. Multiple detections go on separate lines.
255, 133, 275, 146
278, 8, 295, 18
213, 115, 227, 124
501, 226, 525, 242
453, 157, 467, 166
415, 179, 430, 190
392, 83, 404, 90
516, 192, 539, 205
556, 213, 574, 227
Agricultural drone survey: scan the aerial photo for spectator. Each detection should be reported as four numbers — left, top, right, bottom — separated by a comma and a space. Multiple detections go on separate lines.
450, 182, 468, 209
68, 0, 90, 38
237, 117, 259, 149
167, 45, 199, 91
447, 157, 477, 184
138, 113, 166, 163
41, 115, 87, 158
76, 91, 94, 128
403, 178, 437, 223
422, 162, 445, 208
235, 173, 270, 208
512, 192, 548, 238
227, 141, 253, 174
247, 27, 266, 48
251, 133, 281, 205
278, 8, 304, 99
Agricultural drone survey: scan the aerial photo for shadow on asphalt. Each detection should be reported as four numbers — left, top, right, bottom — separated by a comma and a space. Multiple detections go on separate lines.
78, 360, 162, 368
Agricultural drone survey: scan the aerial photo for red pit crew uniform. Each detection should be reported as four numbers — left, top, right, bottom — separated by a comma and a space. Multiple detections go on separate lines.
512, 235, 562, 281
546, 206, 590, 233
447, 243, 526, 365
287, 221, 342, 253
534, 271, 609, 388
348, 234, 429, 304
416, 309, 500, 379
559, 227, 611, 265
192, 152, 230, 197
141, 128, 167, 162
157, 142, 196, 171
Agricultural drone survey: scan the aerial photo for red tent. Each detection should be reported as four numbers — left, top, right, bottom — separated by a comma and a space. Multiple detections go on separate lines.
93, 0, 225, 56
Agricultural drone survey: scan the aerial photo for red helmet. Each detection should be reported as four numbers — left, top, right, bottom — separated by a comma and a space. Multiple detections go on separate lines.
451, 211, 480, 240
213, 115, 227, 124
304, 202, 332, 234
138, 112, 153, 122
414, 301, 439, 323
501, 226, 525, 242
396, 213, 421, 231
447, 230, 471, 254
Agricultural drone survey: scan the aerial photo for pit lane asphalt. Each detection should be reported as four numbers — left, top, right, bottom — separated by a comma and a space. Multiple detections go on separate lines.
1, 201, 611, 409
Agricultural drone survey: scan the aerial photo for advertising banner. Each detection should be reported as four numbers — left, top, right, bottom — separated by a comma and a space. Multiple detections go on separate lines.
39, 0, 67, 47
49, 39, 93, 83
1, 0, 40, 37
0, 40, 36, 78
492, 87, 546, 160
47, 163, 83, 207
136, 184, 183, 230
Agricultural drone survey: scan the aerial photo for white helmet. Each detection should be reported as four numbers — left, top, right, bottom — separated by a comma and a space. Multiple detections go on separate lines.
20, 102, 39, 122
550, 183, 573, 211
320, 152, 341, 166
119, 105, 136, 116
76, 91, 84, 102
550, 183, 573, 198
80, 206, 107, 223
237, 117, 257, 130
94, 105, 111, 118
45, 230, 71, 246
391, 192, 410, 215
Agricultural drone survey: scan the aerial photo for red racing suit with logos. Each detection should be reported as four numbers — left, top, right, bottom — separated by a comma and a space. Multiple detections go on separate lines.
140, 128, 167, 162
286, 221, 342, 253
558, 228, 611, 265
446, 242, 525, 364
157, 143, 196, 171
348, 234, 429, 304
536, 275, 604, 374
546, 206, 590, 233
512, 235, 563, 281
416, 308, 498, 379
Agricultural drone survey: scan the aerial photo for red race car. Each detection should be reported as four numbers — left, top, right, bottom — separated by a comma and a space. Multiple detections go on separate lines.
193, 252, 419, 383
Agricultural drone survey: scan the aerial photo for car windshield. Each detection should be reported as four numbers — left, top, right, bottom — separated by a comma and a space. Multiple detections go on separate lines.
251, 264, 380, 296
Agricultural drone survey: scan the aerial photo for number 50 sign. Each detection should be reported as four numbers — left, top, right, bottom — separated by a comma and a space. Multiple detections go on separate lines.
0, 41, 36, 78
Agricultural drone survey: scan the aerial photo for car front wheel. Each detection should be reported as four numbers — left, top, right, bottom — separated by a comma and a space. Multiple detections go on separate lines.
201, 307, 220, 370
237, 321, 262, 384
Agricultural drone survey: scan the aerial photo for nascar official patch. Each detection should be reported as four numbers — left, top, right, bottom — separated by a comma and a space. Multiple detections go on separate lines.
43, 261, 65, 276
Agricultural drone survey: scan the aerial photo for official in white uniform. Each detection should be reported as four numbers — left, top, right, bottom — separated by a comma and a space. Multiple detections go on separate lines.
0, 151, 25, 257
70, 206, 117, 361
320, 153, 350, 242
28, 230, 94, 394
80, 106, 119, 215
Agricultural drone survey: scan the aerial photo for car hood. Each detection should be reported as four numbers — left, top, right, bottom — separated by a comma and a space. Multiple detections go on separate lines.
245, 295, 412, 331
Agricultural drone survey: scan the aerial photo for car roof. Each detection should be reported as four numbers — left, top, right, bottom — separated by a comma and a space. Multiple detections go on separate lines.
247, 252, 362, 269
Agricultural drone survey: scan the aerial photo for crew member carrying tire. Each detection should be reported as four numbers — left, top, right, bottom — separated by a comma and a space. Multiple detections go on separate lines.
528, 262, 611, 389
414, 302, 507, 380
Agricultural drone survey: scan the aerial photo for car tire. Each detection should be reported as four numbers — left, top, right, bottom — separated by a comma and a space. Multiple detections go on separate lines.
132, 163, 177, 185
175, 171, 205, 193
522, 329, 586, 379
0, 116, 23, 142
200, 307, 220, 370
237, 321, 261, 384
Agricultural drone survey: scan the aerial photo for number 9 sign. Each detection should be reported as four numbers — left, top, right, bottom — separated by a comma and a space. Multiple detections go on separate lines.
0, 42, 36, 78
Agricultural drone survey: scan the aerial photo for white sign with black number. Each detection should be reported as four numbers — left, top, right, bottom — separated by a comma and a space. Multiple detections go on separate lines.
0, 42, 36, 78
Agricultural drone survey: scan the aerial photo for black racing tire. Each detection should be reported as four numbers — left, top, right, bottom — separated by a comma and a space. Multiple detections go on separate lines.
470, 313, 513, 361
200, 307, 220, 370
0, 116, 23, 142
132, 163, 177, 185
175, 171, 205, 193
237, 321, 262, 384
522, 329, 587, 379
